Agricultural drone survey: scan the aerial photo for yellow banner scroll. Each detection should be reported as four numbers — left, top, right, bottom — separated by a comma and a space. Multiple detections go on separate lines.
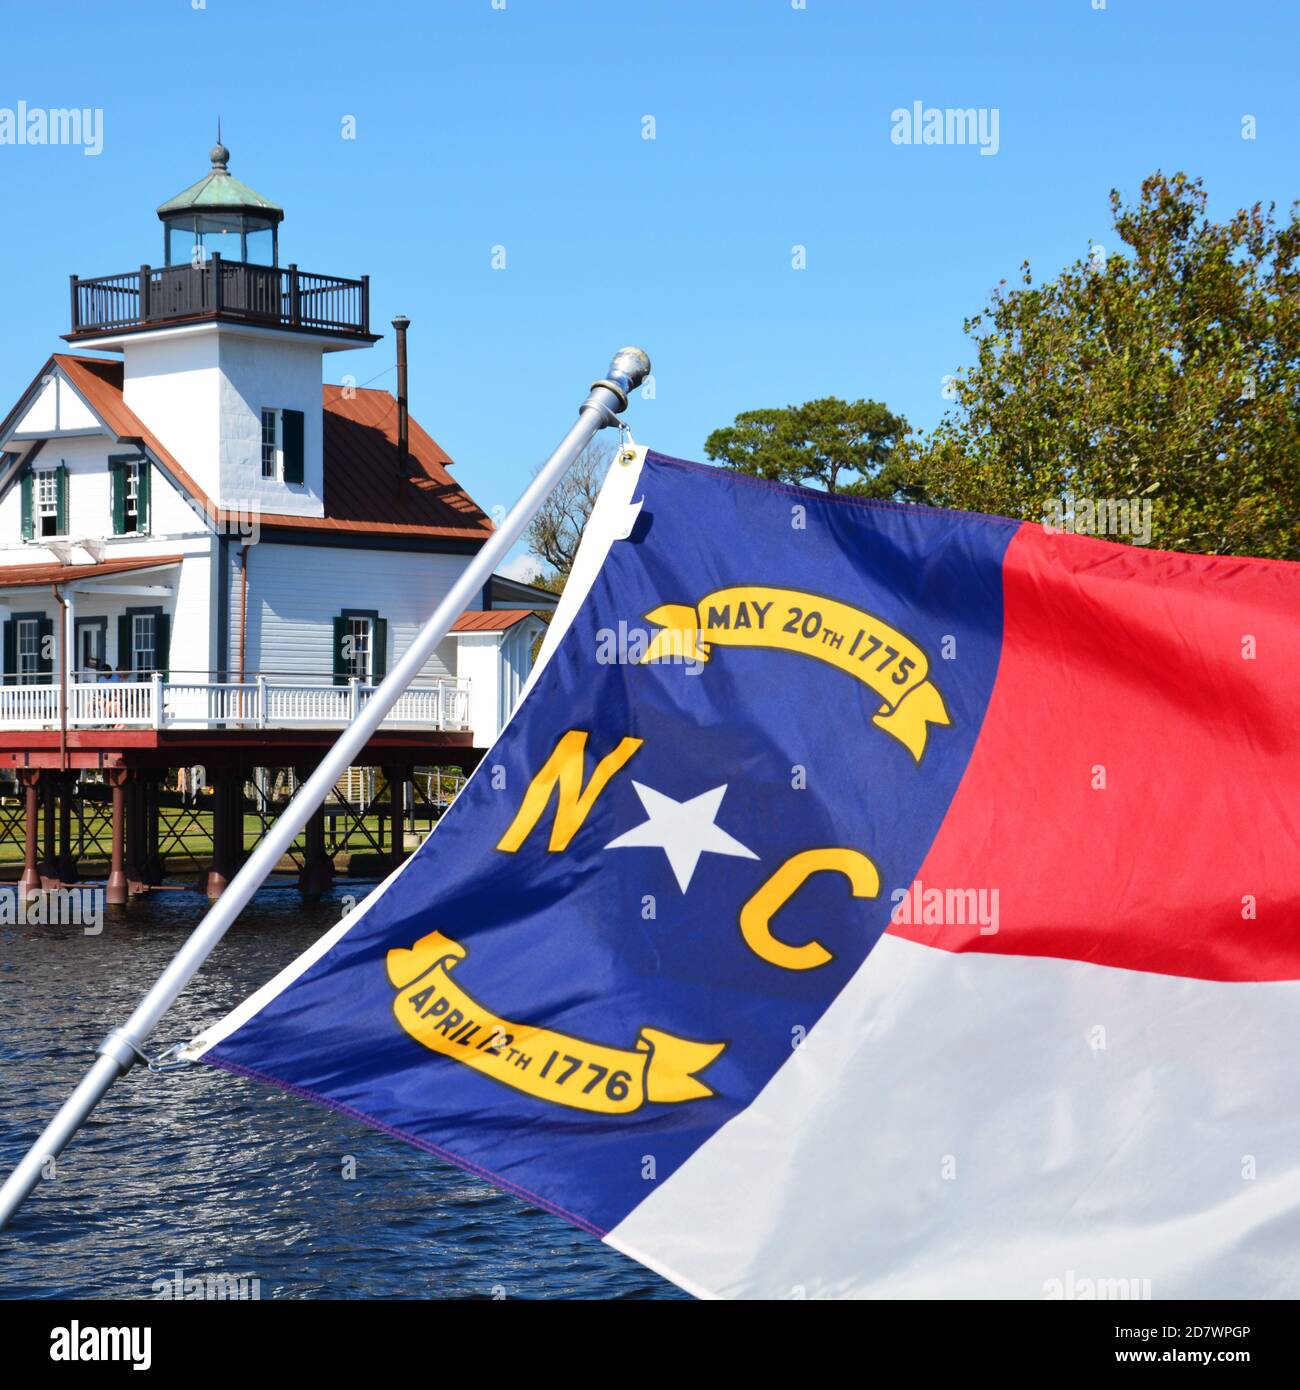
641, 585, 950, 762
387, 932, 725, 1115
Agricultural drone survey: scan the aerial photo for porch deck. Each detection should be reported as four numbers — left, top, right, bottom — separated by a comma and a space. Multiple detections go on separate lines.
0, 675, 470, 733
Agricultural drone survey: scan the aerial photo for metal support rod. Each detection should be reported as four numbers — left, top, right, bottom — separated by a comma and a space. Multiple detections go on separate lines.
0, 348, 650, 1232
392, 315, 410, 474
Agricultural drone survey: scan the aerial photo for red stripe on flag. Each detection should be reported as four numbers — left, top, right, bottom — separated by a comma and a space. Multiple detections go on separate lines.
890, 524, 1300, 982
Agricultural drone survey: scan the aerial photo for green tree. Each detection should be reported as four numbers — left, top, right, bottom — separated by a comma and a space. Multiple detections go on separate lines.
704, 397, 915, 497
906, 172, 1300, 559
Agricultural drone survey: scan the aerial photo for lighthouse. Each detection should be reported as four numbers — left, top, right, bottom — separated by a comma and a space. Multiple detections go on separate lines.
0, 136, 552, 901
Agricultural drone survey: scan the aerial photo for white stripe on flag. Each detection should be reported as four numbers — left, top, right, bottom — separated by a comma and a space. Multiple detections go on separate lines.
607, 934, 1300, 1299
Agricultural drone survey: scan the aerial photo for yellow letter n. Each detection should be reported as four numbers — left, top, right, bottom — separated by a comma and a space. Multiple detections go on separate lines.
496, 730, 643, 853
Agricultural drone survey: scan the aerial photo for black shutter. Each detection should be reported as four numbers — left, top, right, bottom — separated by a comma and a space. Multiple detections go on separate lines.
372, 617, 388, 680
282, 409, 305, 485
20, 471, 33, 540
109, 458, 125, 534
38, 617, 54, 683
55, 465, 68, 535
2, 620, 14, 685
118, 614, 132, 675
154, 612, 170, 679
332, 615, 348, 686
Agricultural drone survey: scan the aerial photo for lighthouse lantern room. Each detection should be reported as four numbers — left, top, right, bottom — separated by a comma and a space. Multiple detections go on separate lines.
157, 132, 283, 267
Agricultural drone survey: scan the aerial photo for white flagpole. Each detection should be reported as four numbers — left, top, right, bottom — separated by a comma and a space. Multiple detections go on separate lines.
0, 347, 651, 1232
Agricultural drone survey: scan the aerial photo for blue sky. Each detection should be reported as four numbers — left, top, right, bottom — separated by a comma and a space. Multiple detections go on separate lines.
2, 0, 1296, 567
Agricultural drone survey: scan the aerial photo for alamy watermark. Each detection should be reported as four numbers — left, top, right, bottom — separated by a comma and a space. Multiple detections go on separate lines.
50, 1323, 151, 1370
0, 102, 103, 156
890, 878, 999, 935
1043, 493, 1153, 544
152, 1267, 262, 1300
891, 101, 1000, 156
1043, 1269, 1152, 1300
0, 886, 104, 935
595, 622, 705, 675
182, 493, 261, 542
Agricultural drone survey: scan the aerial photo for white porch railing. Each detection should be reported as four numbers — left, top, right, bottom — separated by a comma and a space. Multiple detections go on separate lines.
0, 676, 472, 733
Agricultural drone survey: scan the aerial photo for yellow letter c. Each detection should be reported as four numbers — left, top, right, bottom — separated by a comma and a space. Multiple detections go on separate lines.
739, 848, 880, 970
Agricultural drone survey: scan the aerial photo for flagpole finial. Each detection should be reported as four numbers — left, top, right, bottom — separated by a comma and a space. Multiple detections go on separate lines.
590, 347, 652, 413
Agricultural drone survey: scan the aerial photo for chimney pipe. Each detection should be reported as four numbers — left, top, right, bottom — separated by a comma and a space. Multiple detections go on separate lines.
392, 315, 410, 474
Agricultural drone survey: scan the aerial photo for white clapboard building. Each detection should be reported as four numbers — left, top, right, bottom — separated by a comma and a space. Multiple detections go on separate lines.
0, 139, 551, 753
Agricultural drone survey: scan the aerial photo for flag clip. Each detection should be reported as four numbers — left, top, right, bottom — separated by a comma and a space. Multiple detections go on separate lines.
146, 1041, 195, 1073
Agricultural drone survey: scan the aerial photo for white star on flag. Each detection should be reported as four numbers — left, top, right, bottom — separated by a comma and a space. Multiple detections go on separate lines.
605, 782, 758, 892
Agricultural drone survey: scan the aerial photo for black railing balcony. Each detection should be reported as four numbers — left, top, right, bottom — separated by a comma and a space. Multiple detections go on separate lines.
68, 257, 372, 340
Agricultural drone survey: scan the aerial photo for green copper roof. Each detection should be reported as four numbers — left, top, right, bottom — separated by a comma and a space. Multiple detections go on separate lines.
157, 141, 283, 221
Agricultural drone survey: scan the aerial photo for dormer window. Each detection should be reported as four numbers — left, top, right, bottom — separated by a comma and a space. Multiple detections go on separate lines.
109, 455, 150, 535
260, 407, 305, 485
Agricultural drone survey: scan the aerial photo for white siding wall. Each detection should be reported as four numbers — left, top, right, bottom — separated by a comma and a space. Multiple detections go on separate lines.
501, 621, 540, 722
0, 542, 209, 674
167, 547, 212, 679
123, 331, 221, 497
0, 435, 208, 556
457, 633, 502, 746
235, 542, 477, 683
123, 323, 328, 518
455, 620, 544, 747
216, 332, 325, 516
11, 372, 98, 435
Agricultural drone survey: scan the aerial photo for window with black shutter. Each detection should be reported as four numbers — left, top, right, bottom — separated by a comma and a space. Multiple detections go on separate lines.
333, 610, 384, 684
32, 467, 66, 538
6, 611, 53, 685
119, 606, 170, 677
259, 409, 305, 485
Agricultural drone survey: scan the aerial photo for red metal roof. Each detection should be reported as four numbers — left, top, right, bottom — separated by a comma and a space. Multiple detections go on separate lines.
450, 609, 539, 632
298, 385, 492, 539
0, 555, 183, 588
44, 356, 493, 543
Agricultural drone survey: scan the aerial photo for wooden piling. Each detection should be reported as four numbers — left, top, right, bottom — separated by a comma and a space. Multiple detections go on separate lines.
296, 765, 334, 902
17, 770, 41, 900
105, 769, 128, 906
55, 772, 79, 884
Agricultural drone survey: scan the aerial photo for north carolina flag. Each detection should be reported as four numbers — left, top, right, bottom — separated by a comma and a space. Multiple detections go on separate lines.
185, 449, 1300, 1299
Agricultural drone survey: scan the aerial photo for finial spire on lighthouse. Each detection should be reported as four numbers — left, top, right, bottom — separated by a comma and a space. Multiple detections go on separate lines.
211, 118, 229, 171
